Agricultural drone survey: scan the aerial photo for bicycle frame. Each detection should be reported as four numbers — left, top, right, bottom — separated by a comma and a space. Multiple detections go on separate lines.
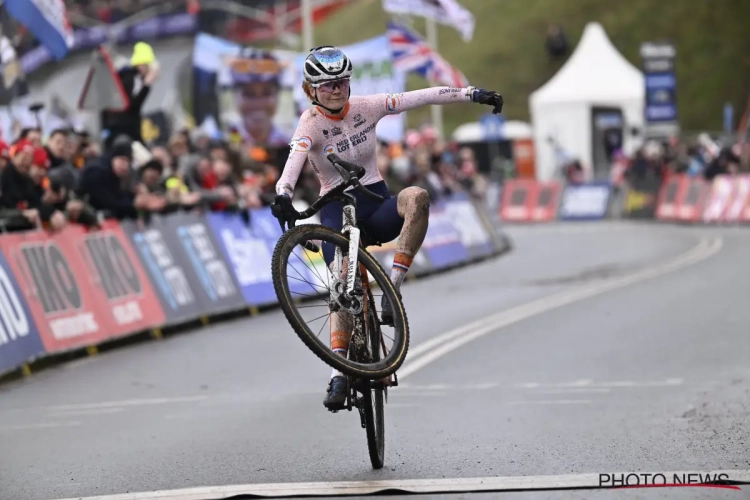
332, 192, 360, 298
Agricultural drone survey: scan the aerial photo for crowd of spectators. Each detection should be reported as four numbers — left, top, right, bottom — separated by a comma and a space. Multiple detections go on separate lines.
0, 119, 491, 235
605, 134, 748, 189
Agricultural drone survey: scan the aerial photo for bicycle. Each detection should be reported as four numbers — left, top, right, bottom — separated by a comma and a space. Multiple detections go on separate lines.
270, 153, 410, 469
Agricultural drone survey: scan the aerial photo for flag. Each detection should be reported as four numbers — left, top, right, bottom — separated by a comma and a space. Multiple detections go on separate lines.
387, 21, 469, 88
4, 0, 74, 60
382, 0, 475, 42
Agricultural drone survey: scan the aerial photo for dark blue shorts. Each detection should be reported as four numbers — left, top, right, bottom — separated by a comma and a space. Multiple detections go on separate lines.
319, 181, 403, 266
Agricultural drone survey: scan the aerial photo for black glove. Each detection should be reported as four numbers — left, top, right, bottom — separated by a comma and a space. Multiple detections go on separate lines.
270, 194, 297, 226
472, 88, 504, 114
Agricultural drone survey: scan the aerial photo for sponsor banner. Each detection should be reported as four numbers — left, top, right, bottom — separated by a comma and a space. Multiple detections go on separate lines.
674, 176, 709, 222
76, 221, 166, 335
121, 217, 211, 325
626, 174, 662, 219
0, 227, 115, 352
21, 13, 198, 74
420, 203, 468, 269
727, 175, 750, 223
205, 209, 328, 306
499, 179, 562, 223
0, 250, 44, 374
441, 192, 495, 258
702, 175, 735, 223
167, 212, 246, 312
559, 182, 611, 220
655, 175, 681, 220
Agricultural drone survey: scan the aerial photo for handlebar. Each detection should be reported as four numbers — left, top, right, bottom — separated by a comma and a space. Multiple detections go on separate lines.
274, 155, 385, 251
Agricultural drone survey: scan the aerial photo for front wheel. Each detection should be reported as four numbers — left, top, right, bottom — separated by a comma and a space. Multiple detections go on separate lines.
362, 287, 385, 469
271, 224, 410, 380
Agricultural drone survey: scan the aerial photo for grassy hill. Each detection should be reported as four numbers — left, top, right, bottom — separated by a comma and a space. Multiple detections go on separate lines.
313, 0, 750, 136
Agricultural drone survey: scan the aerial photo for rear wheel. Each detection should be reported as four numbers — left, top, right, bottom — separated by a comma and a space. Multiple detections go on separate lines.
271, 223, 409, 379
361, 286, 385, 469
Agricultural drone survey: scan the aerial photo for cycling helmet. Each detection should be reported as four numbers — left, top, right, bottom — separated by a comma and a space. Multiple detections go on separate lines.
303, 46, 352, 84
230, 47, 281, 86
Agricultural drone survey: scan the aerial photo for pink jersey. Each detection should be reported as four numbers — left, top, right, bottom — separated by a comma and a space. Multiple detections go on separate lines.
276, 86, 475, 197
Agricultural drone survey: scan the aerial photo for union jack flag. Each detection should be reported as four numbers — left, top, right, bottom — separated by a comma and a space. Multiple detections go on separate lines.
387, 21, 469, 88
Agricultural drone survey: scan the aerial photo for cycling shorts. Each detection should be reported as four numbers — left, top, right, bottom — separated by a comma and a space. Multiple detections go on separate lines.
319, 180, 403, 266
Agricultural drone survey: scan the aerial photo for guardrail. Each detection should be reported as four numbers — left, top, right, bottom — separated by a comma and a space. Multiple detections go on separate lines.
497, 174, 750, 225
0, 192, 510, 380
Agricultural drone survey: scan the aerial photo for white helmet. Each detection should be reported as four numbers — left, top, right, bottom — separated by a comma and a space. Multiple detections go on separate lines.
303, 46, 353, 84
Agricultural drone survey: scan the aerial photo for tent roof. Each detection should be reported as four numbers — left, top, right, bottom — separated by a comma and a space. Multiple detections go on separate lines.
530, 22, 644, 105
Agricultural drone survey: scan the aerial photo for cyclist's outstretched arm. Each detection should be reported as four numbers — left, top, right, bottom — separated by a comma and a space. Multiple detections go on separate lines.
276, 115, 315, 197
366, 86, 502, 118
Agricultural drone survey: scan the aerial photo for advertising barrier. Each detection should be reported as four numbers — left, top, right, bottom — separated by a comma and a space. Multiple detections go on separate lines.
1, 196, 507, 377
499, 180, 562, 222
656, 175, 710, 223
559, 182, 611, 221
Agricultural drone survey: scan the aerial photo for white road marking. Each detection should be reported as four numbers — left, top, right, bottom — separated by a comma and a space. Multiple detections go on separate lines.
41, 396, 210, 412
508, 399, 591, 405
46, 408, 124, 417
529, 388, 611, 395
396, 379, 684, 392
0, 421, 81, 431
52, 469, 750, 500
399, 237, 722, 380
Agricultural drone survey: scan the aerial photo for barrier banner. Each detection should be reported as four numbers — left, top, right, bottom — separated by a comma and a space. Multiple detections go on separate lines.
674, 176, 708, 222
702, 175, 736, 223
655, 175, 681, 220
724, 175, 750, 222
0, 227, 115, 352
77, 222, 166, 334
624, 174, 662, 219
420, 203, 468, 269
441, 193, 496, 258
559, 182, 611, 220
167, 213, 245, 312
0, 251, 44, 374
531, 181, 562, 222
499, 179, 535, 222
122, 217, 214, 324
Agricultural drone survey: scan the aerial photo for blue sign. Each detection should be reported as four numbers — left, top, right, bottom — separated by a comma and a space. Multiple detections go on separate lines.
480, 112, 505, 140
640, 42, 678, 125
205, 210, 325, 307
420, 203, 469, 269
724, 103, 734, 134
0, 251, 44, 374
20, 13, 198, 74
559, 183, 611, 220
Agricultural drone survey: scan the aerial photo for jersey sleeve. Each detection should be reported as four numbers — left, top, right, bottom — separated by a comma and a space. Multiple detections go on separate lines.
365, 86, 474, 119
275, 116, 315, 197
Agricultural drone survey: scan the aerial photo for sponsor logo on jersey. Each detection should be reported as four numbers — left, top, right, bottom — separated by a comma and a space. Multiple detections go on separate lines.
353, 113, 366, 127
385, 93, 402, 112
331, 126, 343, 136
323, 144, 335, 155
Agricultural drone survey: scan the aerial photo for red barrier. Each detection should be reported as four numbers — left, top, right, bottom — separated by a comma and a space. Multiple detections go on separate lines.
702, 175, 736, 223
674, 176, 709, 222
0, 223, 165, 353
655, 176, 681, 220
723, 174, 750, 222
656, 175, 711, 223
500, 179, 562, 222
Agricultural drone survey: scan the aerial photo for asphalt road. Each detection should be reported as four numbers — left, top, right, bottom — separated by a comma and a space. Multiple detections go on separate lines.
1, 221, 749, 500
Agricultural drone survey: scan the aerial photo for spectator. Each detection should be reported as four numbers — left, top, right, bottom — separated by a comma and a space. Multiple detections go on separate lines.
0, 140, 41, 229
77, 135, 165, 219
101, 42, 159, 151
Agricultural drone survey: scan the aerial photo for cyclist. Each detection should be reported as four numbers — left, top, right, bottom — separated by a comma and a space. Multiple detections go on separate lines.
271, 46, 503, 410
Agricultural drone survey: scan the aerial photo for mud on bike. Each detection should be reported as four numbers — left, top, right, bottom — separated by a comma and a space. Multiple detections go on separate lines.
270, 154, 410, 469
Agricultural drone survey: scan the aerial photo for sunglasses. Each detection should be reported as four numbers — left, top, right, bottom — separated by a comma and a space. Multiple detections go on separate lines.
311, 78, 350, 93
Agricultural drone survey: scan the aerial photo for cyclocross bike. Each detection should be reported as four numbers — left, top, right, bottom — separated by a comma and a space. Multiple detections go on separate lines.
271, 153, 410, 469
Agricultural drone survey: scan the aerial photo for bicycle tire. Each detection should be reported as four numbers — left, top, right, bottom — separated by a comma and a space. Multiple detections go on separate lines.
362, 287, 385, 469
271, 224, 409, 379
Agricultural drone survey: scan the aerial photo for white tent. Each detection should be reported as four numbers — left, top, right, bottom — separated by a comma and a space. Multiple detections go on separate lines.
529, 22, 645, 180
